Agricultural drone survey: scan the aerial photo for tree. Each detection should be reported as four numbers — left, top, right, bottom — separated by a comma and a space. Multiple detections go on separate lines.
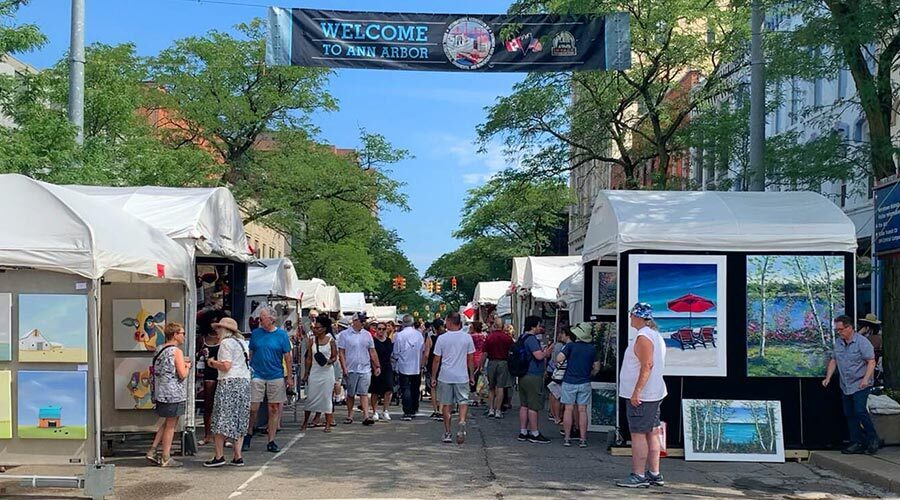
426, 238, 512, 300
0, 0, 44, 56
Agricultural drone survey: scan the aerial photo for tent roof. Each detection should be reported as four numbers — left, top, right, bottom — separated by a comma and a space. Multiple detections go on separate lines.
522, 256, 583, 302
372, 306, 397, 322
0, 175, 193, 283
65, 185, 253, 262
583, 190, 857, 262
496, 294, 512, 317
473, 281, 512, 305
557, 267, 584, 309
247, 258, 301, 299
296, 278, 327, 310
319, 285, 341, 312
510, 257, 528, 288
339, 292, 366, 314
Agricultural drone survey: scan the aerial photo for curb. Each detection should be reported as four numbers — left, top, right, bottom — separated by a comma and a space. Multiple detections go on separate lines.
809, 451, 900, 494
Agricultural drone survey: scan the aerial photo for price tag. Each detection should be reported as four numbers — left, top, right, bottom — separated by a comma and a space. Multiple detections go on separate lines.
75, 282, 87, 291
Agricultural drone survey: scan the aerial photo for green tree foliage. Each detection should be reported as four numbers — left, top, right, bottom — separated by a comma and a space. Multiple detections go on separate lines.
0, 0, 44, 56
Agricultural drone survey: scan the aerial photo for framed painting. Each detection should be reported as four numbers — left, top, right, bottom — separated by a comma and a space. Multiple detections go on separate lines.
683, 399, 785, 463
0, 293, 10, 361
17, 370, 88, 440
746, 255, 845, 377
591, 265, 618, 317
112, 299, 166, 352
114, 357, 154, 410
0, 370, 10, 438
589, 382, 617, 432
628, 255, 727, 377
18, 294, 88, 363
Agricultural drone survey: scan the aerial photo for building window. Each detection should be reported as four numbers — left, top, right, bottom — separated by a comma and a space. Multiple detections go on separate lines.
840, 182, 847, 208
269, 248, 275, 259
838, 69, 848, 99
790, 78, 800, 125
254, 240, 260, 258
814, 78, 823, 106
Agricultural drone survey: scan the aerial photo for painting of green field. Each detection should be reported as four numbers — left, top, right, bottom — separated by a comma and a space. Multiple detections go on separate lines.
0, 370, 10, 438
17, 425, 86, 440
17, 371, 87, 440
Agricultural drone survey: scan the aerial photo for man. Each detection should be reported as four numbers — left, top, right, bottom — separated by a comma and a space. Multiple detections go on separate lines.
393, 314, 427, 421
518, 315, 554, 444
482, 320, 513, 419
823, 315, 879, 454
338, 312, 382, 426
245, 306, 293, 453
431, 313, 475, 444
424, 319, 446, 420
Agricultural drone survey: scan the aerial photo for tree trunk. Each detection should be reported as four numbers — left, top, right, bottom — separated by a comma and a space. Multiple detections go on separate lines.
760, 257, 770, 357
751, 405, 766, 451
883, 255, 900, 387
822, 256, 836, 345
794, 256, 827, 346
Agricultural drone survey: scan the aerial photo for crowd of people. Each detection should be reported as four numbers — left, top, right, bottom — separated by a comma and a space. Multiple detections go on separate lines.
140, 299, 880, 490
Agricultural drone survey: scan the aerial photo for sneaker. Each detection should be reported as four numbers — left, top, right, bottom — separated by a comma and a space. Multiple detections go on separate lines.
241, 435, 252, 452
494, 411, 503, 419
230, 458, 245, 467
645, 471, 664, 486
203, 456, 226, 468
841, 443, 866, 454
145, 451, 160, 465
563, 438, 572, 447
372, 412, 380, 421
616, 473, 650, 488
579, 440, 588, 449
362, 418, 375, 426
528, 433, 551, 444
457, 422, 467, 444
431, 412, 443, 421
442, 432, 453, 443
401, 415, 413, 421
382, 411, 391, 421
266, 441, 280, 453
866, 440, 880, 455
160, 457, 182, 468
487, 409, 496, 418
517, 433, 528, 442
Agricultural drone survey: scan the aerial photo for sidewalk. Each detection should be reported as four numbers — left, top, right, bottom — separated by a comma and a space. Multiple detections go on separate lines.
810, 447, 900, 494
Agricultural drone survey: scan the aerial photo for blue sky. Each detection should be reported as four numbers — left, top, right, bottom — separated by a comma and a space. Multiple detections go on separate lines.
637, 263, 718, 317
15, 0, 524, 274
18, 294, 88, 348
17, 371, 88, 426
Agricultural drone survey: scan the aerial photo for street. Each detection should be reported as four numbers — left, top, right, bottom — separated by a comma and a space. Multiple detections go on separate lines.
0, 400, 889, 499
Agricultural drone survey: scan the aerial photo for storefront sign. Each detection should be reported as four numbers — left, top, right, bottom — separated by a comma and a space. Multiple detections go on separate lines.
266, 7, 631, 72
874, 180, 900, 255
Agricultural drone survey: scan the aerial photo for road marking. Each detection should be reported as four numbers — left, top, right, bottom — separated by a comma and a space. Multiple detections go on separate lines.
228, 432, 305, 499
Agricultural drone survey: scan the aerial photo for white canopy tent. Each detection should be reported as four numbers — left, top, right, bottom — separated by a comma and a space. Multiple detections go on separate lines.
521, 256, 582, 303
582, 190, 857, 262
365, 302, 377, 319
0, 174, 194, 466
320, 285, 341, 313
372, 306, 398, 322
557, 267, 584, 325
510, 257, 528, 290
297, 278, 327, 310
496, 294, 512, 318
247, 258, 301, 299
473, 281, 511, 305
340, 292, 367, 315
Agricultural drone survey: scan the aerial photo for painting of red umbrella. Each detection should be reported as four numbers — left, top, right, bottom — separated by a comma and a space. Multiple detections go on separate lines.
667, 293, 716, 328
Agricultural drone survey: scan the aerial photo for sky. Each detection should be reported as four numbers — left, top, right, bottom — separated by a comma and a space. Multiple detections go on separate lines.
18, 294, 88, 348
638, 263, 718, 317
17, 370, 88, 426
14, 0, 524, 274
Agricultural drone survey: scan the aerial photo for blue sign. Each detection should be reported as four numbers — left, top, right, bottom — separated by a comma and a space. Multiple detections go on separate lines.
874, 180, 900, 255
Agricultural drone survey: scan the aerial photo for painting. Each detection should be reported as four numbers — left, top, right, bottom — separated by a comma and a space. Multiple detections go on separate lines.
628, 255, 728, 377
0, 371, 10, 438
593, 322, 617, 377
114, 357, 154, 410
591, 265, 618, 317
0, 293, 10, 361
17, 370, 88, 440
747, 255, 845, 377
113, 299, 166, 352
589, 382, 616, 432
683, 399, 785, 462
18, 294, 88, 363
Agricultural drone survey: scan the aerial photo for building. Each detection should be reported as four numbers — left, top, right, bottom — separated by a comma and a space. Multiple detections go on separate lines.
38, 406, 62, 428
19, 329, 61, 351
0, 54, 38, 128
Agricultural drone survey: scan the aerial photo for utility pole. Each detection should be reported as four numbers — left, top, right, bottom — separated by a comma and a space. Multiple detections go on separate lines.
748, 0, 765, 191
68, 0, 85, 145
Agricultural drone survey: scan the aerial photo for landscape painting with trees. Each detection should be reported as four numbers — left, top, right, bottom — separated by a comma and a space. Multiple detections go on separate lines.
746, 255, 845, 377
683, 399, 785, 463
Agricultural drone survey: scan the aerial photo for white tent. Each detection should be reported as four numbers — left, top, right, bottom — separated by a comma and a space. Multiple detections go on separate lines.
557, 267, 584, 324
320, 285, 341, 313
496, 294, 512, 318
521, 256, 583, 303
510, 257, 528, 290
64, 185, 254, 262
296, 278, 327, 310
372, 306, 397, 322
247, 258, 301, 299
473, 281, 511, 305
340, 292, 366, 315
365, 302, 377, 319
583, 190, 857, 262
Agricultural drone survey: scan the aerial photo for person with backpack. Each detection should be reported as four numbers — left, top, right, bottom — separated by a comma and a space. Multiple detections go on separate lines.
146, 322, 192, 468
203, 317, 251, 467
511, 315, 554, 444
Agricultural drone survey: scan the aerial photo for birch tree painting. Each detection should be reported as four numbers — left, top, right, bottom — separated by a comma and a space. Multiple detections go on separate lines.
683, 399, 785, 462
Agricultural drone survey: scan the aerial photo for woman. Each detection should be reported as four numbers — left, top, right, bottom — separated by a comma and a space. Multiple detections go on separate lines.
203, 317, 251, 467
301, 316, 338, 432
146, 322, 191, 468
547, 328, 571, 425
557, 323, 600, 448
197, 326, 221, 446
469, 321, 488, 407
369, 323, 394, 421
617, 303, 667, 488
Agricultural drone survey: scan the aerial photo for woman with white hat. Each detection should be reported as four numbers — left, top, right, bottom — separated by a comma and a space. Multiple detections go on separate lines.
203, 317, 251, 467
617, 303, 667, 489
555, 322, 601, 448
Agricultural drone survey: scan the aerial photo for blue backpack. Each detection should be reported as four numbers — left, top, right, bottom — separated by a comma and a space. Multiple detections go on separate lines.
507, 333, 534, 378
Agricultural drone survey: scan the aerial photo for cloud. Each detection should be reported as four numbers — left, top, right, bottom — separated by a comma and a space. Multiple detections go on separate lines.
425, 133, 511, 185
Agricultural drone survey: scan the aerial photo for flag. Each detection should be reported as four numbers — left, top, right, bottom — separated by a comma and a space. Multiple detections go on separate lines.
505, 37, 522, 53
528, 38, 543, 53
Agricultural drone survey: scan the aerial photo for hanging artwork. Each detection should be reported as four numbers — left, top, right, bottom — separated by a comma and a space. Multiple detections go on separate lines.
628, 255, 728, 377
18, 294, 88, 363
0, 293, 10, 361
113, 299, 166, 352
114, 357, 154, 410
17, 370, 88, 440
591, 266, 617, 317
593, 322, 617, 376
589, 382, 616, 432
683, 399, 785, 463
0, 371, 11, 438
746, 255, 845, 377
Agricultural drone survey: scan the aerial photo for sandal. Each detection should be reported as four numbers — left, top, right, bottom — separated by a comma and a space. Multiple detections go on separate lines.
309, 422, 323, 428
323, 427, 332, 433
145, 452, 159, 465
343, 418, 353, 424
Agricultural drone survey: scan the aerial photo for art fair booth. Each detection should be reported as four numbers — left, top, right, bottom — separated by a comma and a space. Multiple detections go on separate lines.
246, 258, 302, 335
581, 190, 857, 455
339, 292, 366, 318
472, 281, 511, 322
319, 286, 342, 315
65, 186, 254, 447
297, 278, 327, 312
516, 256, 582, 336
0, 175, 192, 474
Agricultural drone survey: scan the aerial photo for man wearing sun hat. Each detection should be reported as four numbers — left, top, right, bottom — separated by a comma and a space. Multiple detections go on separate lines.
556, 323, 601, 448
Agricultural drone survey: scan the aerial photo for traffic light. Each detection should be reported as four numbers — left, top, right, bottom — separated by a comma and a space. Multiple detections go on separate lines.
451, 276, 457, 291
399, 276, 407, 290
426, 280, 434, 293
435, 281, 442, 294
439, 302, 446, 312
391, 276, 400, 290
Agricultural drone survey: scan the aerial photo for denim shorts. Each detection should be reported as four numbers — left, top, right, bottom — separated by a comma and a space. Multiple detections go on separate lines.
560, 382, 591, 405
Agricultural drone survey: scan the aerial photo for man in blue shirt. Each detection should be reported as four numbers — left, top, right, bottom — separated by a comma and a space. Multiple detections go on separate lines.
517, 315, 554, 444
823, 315, 878, 455
245, 306, 293, 453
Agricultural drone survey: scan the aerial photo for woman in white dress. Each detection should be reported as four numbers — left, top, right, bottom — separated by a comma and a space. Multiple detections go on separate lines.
302, 316, 338, 432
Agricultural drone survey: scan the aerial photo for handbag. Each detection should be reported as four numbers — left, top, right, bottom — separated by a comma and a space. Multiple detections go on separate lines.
314, 338, 329, 367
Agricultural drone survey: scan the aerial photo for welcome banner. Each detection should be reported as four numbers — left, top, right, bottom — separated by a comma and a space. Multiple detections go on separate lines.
266, 7, 631, 73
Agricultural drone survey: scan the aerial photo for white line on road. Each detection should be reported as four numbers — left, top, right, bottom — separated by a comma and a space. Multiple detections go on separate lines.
228, 432, 305, 499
